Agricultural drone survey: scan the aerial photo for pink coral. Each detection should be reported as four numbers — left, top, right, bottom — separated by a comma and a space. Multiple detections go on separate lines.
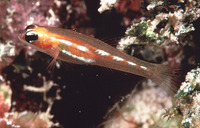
114, 0, 142, 25
0, 93, 10, 118
0, 118, 19, 128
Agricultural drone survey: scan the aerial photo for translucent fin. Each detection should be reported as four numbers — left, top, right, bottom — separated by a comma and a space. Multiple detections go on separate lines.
150, 64, 182, 95
100, 35, 121, 47
47, 49, 59, 70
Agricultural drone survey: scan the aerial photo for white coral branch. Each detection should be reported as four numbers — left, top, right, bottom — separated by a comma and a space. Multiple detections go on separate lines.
98, 0, 117, 13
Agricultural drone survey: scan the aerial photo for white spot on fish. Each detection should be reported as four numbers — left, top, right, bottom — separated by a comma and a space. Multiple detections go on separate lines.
95, 49, 110, 56
61, 39, 73, 46
54, 38, 73, 46
61, 50, 95, 63
140, 65, 147, 70
77, 45, 88, 52
112, 56, 124, 61
51, 37, 73, 46
127, 61, 137, 66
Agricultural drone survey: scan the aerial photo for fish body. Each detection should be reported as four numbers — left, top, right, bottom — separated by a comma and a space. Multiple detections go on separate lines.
19, 25, 179, 93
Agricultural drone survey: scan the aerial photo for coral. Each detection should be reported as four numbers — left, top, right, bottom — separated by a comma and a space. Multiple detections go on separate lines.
0, 76, 57, 128
0, 118, 19, 128
0, 83, 13, 127
98, 0, 142, 25
176, 68, 200, 97
173, 68, 200, 128
0, 0, 61, 43
0, 41, 16, 72
0, 83, 12, 118
6, 111, 56, 128
98, 0, 117, 13
103, 80, 180, 128
117, 6, 199, 50
0, 111, 56, 128
115, 0, 199, 65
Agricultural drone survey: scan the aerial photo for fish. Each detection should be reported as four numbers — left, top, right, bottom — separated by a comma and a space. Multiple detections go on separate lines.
18, 24, 179, 93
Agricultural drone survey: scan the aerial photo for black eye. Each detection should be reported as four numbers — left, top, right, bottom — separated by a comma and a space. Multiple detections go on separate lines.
26, 24, 38, 31
25, 31, 38, 43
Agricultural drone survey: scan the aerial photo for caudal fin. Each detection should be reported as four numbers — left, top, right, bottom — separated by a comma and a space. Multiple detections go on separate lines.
151, 64, 182, 95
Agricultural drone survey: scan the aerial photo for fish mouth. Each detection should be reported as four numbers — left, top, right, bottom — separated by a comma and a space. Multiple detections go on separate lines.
18, 29, 29, 45
18, 29, 25, 40
18, 33, 23, 41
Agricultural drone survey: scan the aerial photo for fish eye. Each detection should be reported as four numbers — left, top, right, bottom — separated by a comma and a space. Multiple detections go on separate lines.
25, 24, 38, 30
25, 30, 38, 43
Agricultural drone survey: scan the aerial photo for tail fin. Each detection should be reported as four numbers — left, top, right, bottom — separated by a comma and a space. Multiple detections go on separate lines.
150, 64, 182, 95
